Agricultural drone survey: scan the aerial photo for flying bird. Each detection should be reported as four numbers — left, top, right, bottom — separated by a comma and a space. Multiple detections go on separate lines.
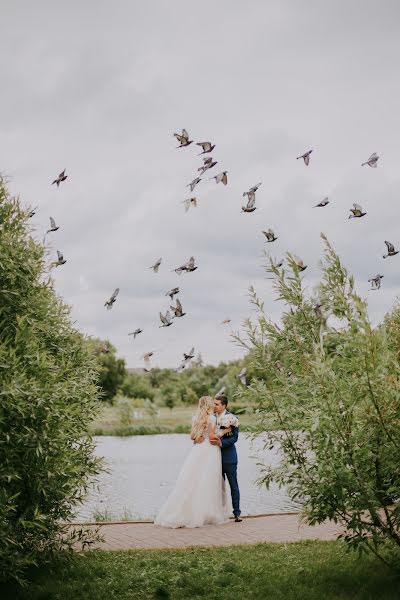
174, 256, 197, 275
241, 191, 257, 213
198, 156, 217, 175
128, 328, 143, 339
165, 287, 180, 300
262, 228, 278, 242
243, 182, 262, 197
149, 258, 162, 272
52, 169, 67, 186
187, 177, 202, 192
183, 347, 195, 361
196, 141, 215, 155
293, 255, 307, 271
143, 351, 154, 372
221, 319, 231, 326
198, 163, 217, 176
27, 206, 38, 218
271, 258, 284, 269
183, 197, 197, 212
348, 203, 367, 219
170, 298, 186, 318
362, 152, 379, 168
176, 346, 195, 373
296, 150, 313, 165
47, 216, 59, 233
314, 197, 329, 207
383, 241, 399, 258
174, 128, 192, 148
159, 310, 173, 328
237, 367, 247, 386
211, 171, 228, 185
104, 288, 119, 310
54, 250, 66, 266
368, 274, 384, 290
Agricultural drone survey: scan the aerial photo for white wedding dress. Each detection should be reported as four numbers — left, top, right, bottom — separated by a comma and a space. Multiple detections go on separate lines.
154, 415, 229, 528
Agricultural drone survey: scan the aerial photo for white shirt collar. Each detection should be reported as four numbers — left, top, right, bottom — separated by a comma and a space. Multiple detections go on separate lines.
216, 409, 226, 423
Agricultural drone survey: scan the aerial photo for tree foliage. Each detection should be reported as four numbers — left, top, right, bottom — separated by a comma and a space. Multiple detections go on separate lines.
0, 178, 102, 584
116, 359, 250, 408
235, 235, 400, 567
86, 338, 126, 401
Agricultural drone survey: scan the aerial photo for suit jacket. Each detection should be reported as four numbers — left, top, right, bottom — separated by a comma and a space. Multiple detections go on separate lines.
219, 410, 239, 465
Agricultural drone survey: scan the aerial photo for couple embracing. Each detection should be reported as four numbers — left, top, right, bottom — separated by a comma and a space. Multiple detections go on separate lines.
155, 394, 242, 528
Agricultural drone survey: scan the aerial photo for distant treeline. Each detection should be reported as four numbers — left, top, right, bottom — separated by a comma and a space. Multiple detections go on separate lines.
87, 338, 252, 408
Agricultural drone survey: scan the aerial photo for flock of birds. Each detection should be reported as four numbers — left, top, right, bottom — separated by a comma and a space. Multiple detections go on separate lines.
27, 132, 394, 390
28, 137, 247, 383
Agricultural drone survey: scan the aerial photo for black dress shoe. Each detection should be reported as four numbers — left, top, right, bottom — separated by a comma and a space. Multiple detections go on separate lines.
234, 516, 243, 522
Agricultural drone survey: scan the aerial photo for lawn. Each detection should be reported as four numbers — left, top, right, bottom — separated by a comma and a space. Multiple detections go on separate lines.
1, 541, 399, 600
91, 404, 260, 436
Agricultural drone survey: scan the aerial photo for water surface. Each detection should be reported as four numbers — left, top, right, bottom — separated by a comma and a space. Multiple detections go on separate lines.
75, 433, 301, 521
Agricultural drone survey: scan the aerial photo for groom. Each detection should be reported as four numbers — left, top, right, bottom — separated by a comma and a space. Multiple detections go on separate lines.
212, 394, 242, 522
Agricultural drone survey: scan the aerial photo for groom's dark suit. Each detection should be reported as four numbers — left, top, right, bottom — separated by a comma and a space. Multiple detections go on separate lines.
219, 410, 241, 517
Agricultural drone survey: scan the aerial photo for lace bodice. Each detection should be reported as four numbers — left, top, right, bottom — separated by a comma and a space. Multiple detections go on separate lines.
205, 414, 216, 439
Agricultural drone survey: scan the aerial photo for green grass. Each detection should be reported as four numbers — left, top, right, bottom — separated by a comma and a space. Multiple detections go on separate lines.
91, 508, 138, 522
91, 404, 260, 436
1, 541, 399, 600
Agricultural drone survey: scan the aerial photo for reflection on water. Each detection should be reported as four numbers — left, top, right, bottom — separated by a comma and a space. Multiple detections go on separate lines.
74, 433, 301, 521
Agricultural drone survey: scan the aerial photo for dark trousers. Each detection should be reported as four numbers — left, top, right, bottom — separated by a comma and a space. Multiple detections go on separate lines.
222, 462, 240, 516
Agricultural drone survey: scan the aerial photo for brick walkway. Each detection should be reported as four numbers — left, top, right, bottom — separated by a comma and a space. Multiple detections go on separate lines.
72, 513, 345, 551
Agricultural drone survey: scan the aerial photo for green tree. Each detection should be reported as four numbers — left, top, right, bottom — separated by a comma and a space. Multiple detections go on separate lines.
160, 383, 178, 410
120, 371, 155, 401
87, 338, 126, 402
182, 386, 198, 405
0, 178, 102, 584
235, 235, 400, 568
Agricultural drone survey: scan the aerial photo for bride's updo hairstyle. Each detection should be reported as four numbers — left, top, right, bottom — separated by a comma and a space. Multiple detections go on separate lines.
191, 396, 214, 441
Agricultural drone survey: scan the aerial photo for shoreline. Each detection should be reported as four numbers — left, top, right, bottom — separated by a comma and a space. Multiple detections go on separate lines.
90, 424, 260, 436
66, 511, 301, 526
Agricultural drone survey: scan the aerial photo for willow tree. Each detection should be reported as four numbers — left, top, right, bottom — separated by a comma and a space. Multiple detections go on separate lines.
235, 235, 400, 567
0, 177, 102, 583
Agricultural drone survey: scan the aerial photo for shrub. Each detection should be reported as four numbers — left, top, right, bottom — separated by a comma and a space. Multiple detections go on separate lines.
0, 178, 102, 584
115, 396, 133, 426
235, 235, 400, 568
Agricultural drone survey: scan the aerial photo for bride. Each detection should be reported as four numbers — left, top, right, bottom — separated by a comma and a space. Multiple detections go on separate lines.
154, 396, 230, 528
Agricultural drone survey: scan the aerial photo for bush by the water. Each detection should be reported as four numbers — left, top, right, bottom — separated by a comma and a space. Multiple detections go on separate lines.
0, 178, 103, 584
236, 235, 400, 567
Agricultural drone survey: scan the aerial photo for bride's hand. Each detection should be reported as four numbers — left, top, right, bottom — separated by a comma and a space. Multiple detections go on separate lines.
210, 438, 222, 447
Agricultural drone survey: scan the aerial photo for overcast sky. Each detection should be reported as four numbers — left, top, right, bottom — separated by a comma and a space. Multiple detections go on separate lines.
1, 1, 400, 368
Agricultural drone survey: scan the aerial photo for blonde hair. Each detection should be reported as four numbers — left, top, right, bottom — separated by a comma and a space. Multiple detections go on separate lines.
191, 396, 214, 441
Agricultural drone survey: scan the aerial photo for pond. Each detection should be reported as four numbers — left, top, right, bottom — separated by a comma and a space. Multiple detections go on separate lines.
74, 433, 301, 521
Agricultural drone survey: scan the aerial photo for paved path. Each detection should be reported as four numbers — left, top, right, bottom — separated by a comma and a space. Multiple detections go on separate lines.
72, 513, 345, 551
